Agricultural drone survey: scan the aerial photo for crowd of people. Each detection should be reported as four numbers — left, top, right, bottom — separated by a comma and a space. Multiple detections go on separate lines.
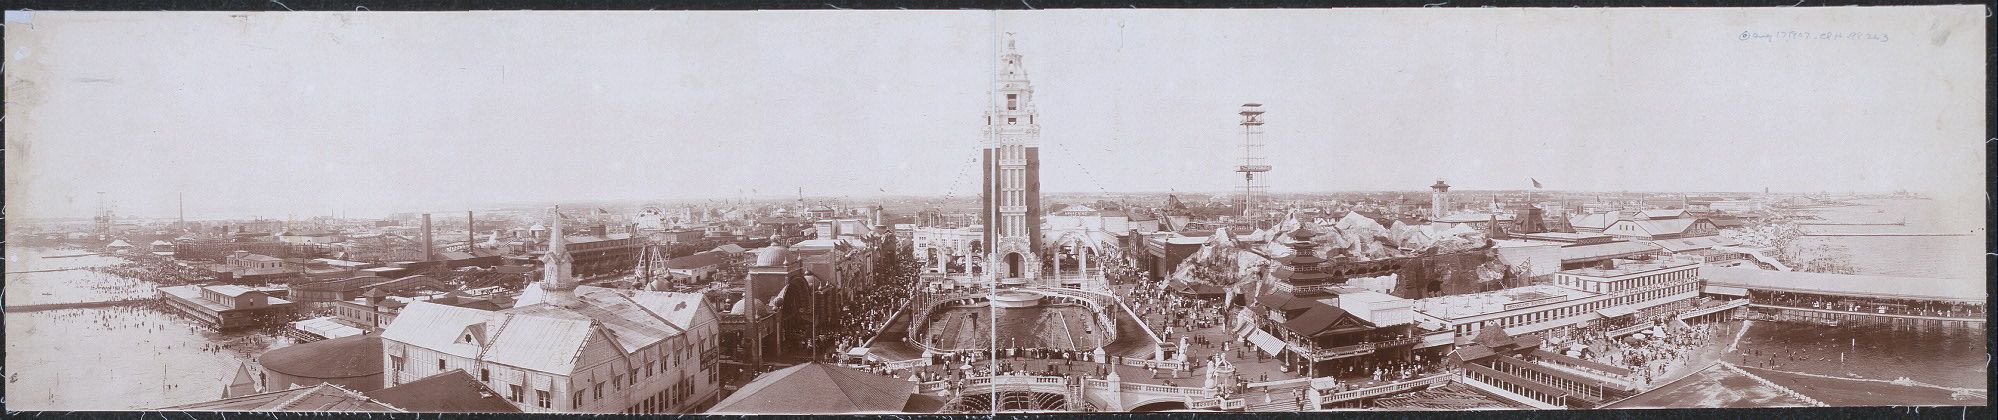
822, 252, 924, 362
1551, 319, 1728, 386
1751, 291, 1985, 318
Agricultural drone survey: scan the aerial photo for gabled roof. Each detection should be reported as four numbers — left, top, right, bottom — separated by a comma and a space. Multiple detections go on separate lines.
381, 301, 494, 360
1568, 213, 1614, 230
1605, 218, 1705, 236
1639, 209, 1685, 219
367, 369, 522, 413
663, 250, 730, 270
259, 334, 383, 379
708, 363, 929, 414
159, 383, 403, 412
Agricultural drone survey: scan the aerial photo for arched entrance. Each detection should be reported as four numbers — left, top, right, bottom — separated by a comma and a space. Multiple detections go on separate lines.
1005, 252, 1023, 278
1126, 400, 1190, 412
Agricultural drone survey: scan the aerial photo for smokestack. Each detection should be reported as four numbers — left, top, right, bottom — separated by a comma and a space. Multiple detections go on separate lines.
468, 211, 476, 252
422, 213, 435, 261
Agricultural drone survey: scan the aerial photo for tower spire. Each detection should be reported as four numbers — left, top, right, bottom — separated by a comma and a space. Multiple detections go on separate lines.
541, 206, 579, 306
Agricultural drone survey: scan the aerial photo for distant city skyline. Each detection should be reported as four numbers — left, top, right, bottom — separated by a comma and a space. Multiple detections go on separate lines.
5, 9, 1984, 221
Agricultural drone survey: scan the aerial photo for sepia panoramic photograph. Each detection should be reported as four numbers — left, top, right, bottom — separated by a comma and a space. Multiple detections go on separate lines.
3, 6, 1988, 415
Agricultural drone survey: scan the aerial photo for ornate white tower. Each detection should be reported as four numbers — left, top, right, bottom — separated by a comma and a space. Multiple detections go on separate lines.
981, 34, 1043, 283
1430, 180, 1453, 220
541, 205, 580, 306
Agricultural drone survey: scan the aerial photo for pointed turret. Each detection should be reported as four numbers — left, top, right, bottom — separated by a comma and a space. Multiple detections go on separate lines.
541, 206, 579, 306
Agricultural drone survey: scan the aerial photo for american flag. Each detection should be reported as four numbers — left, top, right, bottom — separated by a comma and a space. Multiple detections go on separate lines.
1530, 178, 1543, 189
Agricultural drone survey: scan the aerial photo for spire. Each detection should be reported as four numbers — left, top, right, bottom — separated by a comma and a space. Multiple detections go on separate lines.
999, 33, 1027, 80
541, 206, 579, 306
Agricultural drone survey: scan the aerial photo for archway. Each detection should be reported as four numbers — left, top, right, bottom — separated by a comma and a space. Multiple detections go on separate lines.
1126, 400, 1190, 412
1005, 252, 1023, 278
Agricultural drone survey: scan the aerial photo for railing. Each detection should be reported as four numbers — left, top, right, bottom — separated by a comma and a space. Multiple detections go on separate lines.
1119, 381, 1214, 398
1119, 356, 1188, 372
1321, 372, 1458, 403
1375, 336, 1422, 348
881, 358, 931, 371
917, 380, 949, 394
1606, 323, 1652, 338
1676, 299, 1749, 320
1295, 342, 1375, 361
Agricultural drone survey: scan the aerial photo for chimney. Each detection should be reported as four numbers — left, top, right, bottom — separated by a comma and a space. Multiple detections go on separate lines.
421, 213, 435, 261
467, 211, 476, 252
593, 225, 608, 237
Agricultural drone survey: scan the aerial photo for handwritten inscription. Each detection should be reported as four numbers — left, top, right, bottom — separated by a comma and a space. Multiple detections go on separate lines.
1739, 30, 1889, 43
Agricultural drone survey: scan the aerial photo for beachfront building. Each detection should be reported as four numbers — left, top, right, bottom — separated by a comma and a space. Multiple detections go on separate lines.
158, 284, 298, 329
379, 207, 723, 413
1705, 267, 1986, 333
1415, 256, 1704, 343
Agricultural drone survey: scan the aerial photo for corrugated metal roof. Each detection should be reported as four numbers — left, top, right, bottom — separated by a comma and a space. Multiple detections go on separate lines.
627, 290, 711, 331
481, 312, 595, 374
380, 301, 491, 360
1704, 267, 1983, 302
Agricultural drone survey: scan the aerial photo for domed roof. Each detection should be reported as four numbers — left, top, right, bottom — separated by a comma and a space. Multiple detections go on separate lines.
259, 334, 383, 379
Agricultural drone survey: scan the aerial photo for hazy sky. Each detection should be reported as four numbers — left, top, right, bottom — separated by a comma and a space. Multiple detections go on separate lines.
4, 8, 1986, 220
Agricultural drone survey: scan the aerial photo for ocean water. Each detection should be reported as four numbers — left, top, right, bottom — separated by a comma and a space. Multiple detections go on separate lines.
5, 248, 159, 305
3, 247, 286, 410
1727, 322, 1986, 390
1792, 198, 1985, 280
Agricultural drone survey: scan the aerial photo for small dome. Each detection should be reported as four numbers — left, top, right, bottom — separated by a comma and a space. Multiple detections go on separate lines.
259, 334, 383, 379
755, 246, 789, 267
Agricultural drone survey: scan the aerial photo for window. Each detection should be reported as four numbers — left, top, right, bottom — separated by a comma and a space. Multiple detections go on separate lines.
1007, 117, 1017, 125
437, 359, 447, 370
508, 384, 523, 403
480, 368, 490, 382
594, 382, 604, 400
646, 361, 655, 377
613, 374, 624, 390
1006, 93, 1018, 110
628, 368, 638, 385
573, 390, 584, 409
391, 355, 405, 372
259, 372, 267, 388
537, 390, 551, 408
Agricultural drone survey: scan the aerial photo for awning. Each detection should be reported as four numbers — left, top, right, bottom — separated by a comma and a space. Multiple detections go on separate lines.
846, 347, 871, 357
1702, 285, 1749, 297
1596, 306, 1637, 318
1247, 329, 1287, 357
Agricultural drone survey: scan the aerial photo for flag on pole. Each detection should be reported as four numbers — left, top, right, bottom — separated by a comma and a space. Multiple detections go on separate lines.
1531, 178, 1543, 189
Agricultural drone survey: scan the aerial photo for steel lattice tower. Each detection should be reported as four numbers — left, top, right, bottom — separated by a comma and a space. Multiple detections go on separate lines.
1235, 103, 1270, 212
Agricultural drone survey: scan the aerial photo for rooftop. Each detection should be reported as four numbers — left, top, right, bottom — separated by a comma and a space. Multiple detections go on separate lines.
258, 334, 383, 379
1704, 267, 1984, 303
708, 363, 938, 414
1413, 284, 1597, 320
158, 383, 401, 412
367, 369, 522, 413
1560, 258, 1699, 279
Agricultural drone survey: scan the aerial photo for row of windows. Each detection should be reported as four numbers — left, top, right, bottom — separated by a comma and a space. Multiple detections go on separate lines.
1455, 281, 1700, 337
1487, 358, 1605, 400
624, 375, 698, 414
1561, 267, 1698, 294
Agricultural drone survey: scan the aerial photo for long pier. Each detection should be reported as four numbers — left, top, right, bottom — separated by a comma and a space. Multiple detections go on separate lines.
6, 298, 157, 313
